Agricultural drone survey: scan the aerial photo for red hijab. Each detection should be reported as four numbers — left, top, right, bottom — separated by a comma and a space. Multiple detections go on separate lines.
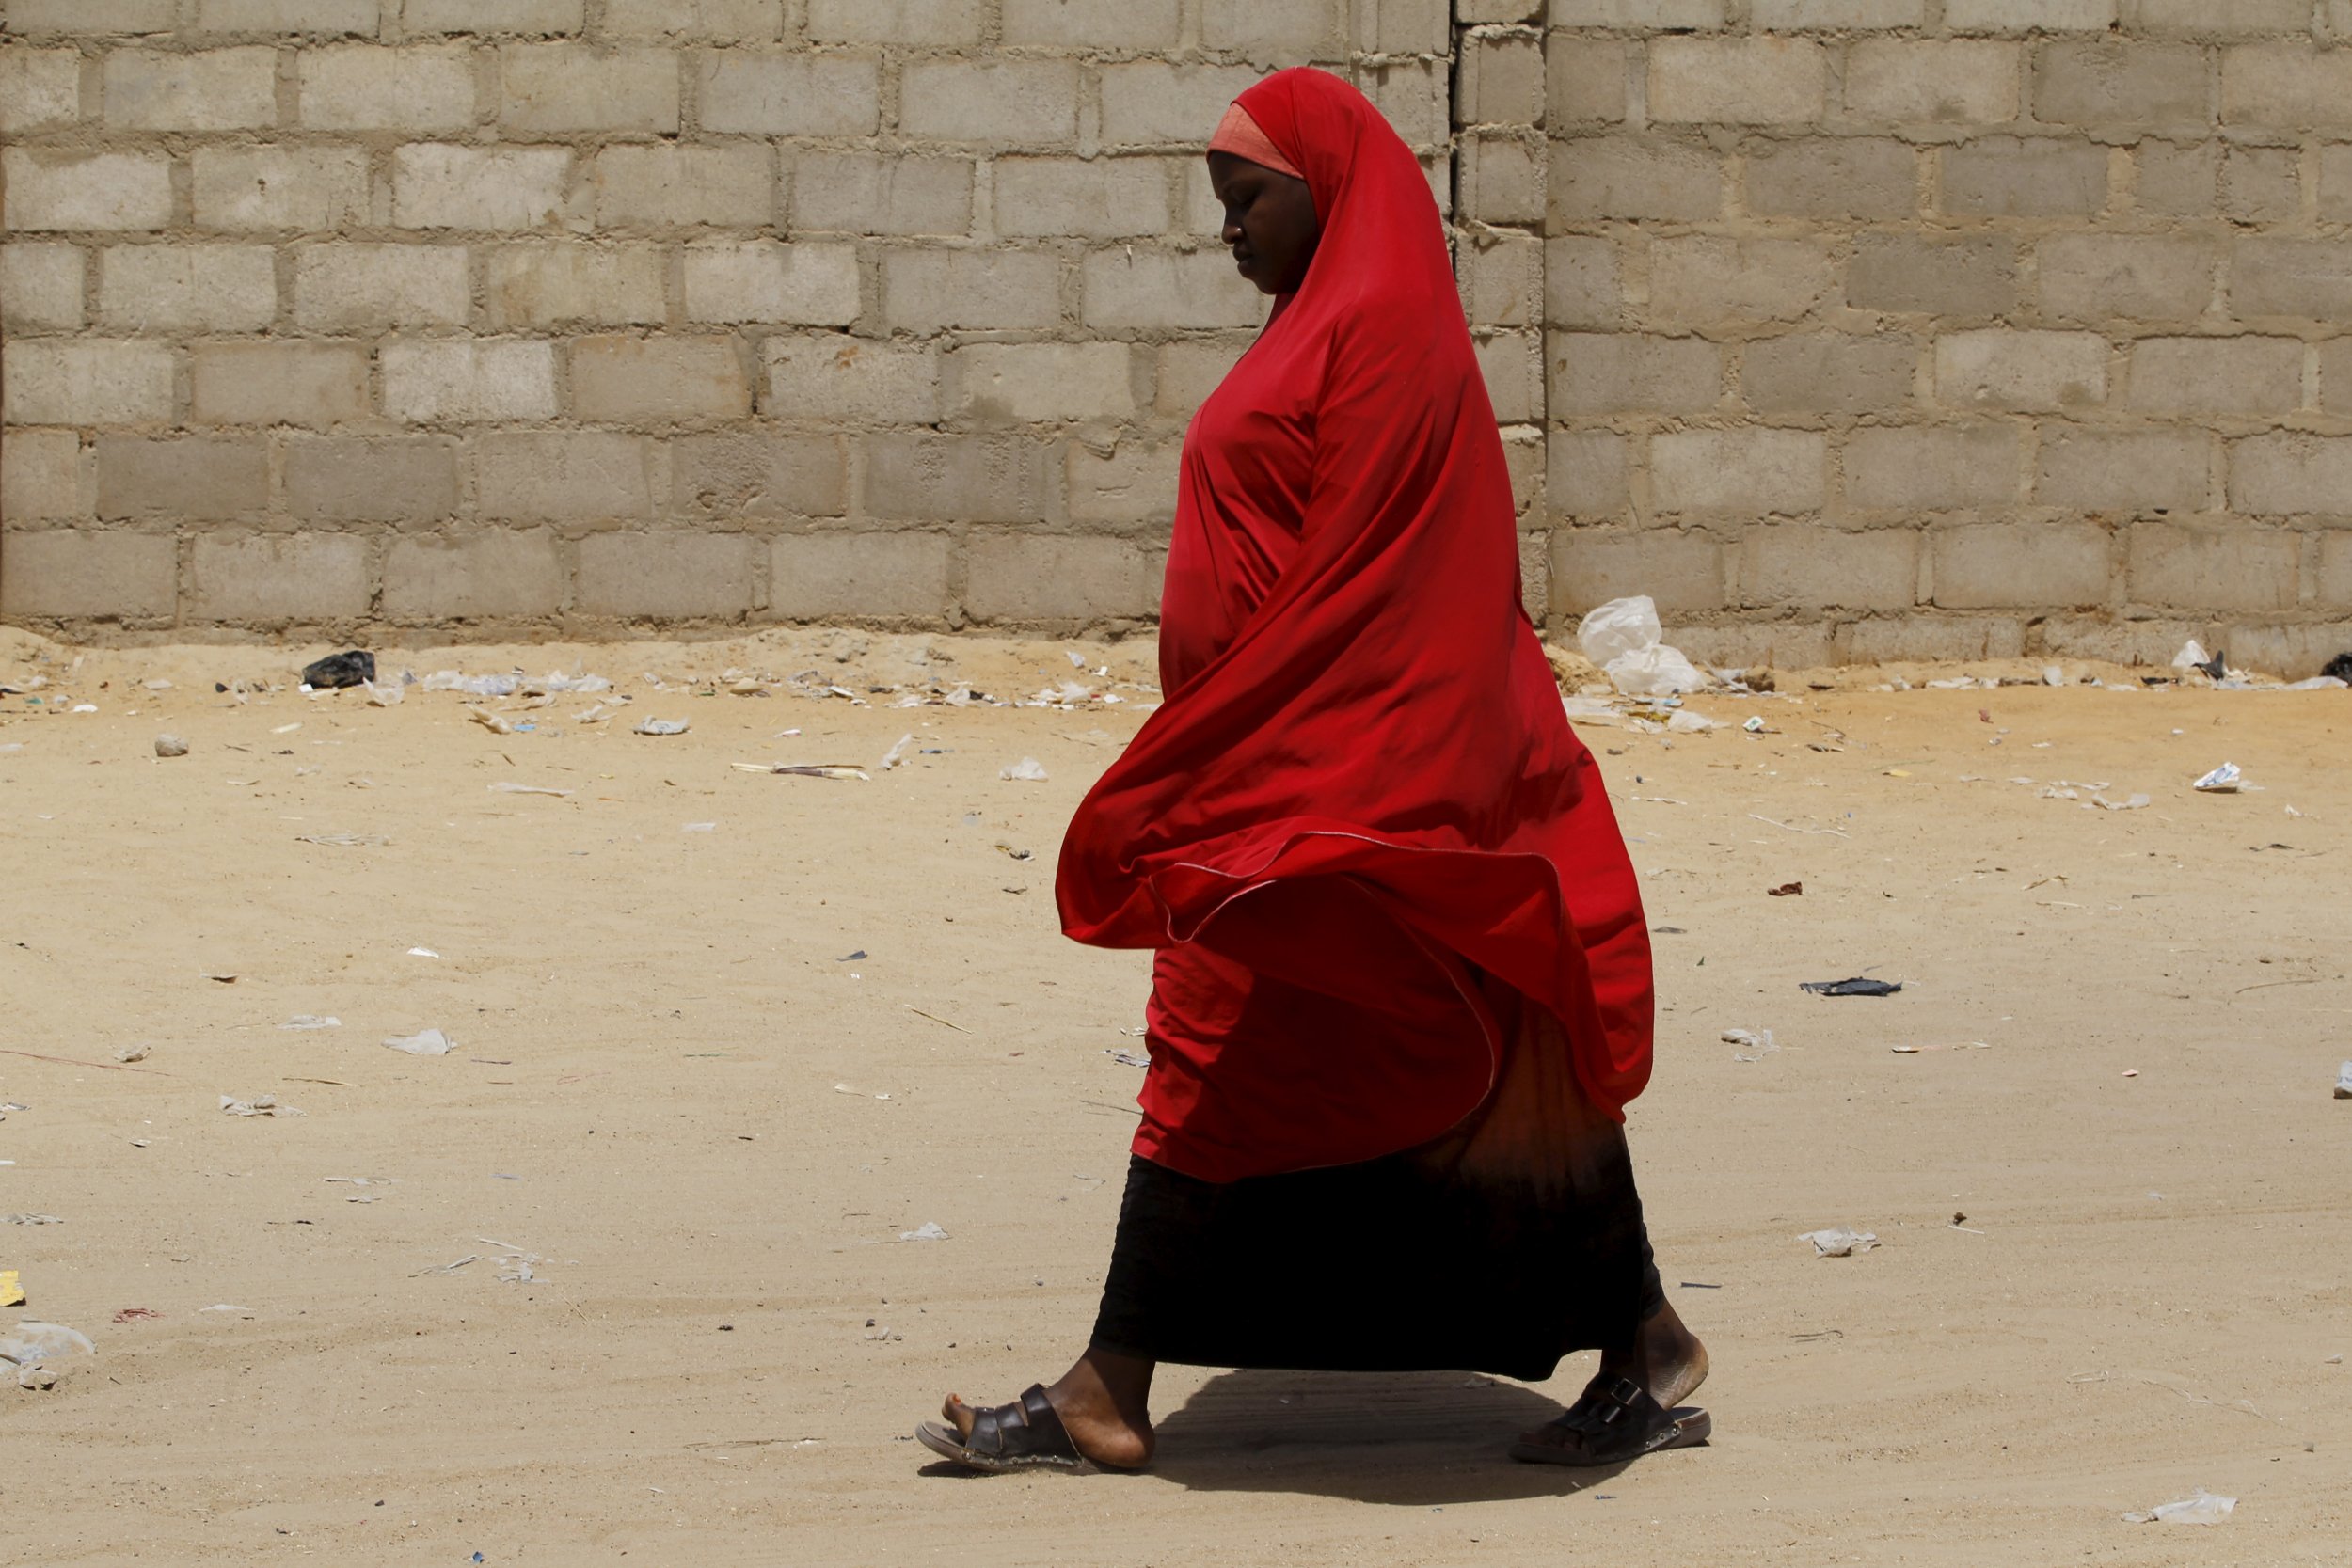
1056, 69, 1654, 1182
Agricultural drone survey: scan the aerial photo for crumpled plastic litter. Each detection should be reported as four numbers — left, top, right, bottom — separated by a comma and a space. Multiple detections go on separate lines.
2092, 793, 2152, 811
1800, 1227, 1879, 1257
0, 1322, 93, 1389
220, 1093, 300, 1117
2123, 1491, 2235, 1526
383, 1029, 454, 1055
898, 1222, 949, 1243
1723, 1028, 1776, 1062
881, 734, 915, 770
635, 718, 690, 736
363, 679, 404, 706
2193, 762, 2242, 793
1578, 596, 1710, 697
2172, 639, 2211, 671
1, 1214, 64, 1225
489, 783, 572, 796
280, 1015, 341, 1030
300, 650, 375, 689
1801, 977, 1902, 997
154, 734, 188, 758
2334, 1061, 2351, 1100
423, 671, 520, 697
1000, 757, 1048, 782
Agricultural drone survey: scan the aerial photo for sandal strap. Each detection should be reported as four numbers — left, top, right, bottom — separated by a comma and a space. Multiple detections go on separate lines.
965, 1385, 1078, 1463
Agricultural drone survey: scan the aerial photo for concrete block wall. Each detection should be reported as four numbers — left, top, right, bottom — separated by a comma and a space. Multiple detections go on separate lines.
1531, 0, 2352, 673
0, 0, 1454, 637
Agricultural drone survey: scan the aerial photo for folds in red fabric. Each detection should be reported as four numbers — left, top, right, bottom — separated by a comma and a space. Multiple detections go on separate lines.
1056, 68, 1654, 1183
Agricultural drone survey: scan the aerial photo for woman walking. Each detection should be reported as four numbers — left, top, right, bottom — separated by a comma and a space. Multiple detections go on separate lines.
917, 67, 1708, 1474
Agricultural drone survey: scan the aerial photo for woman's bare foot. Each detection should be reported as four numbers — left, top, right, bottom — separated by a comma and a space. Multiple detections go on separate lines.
940, 1346, 1158, 1470
1512, 1301, 1710, 1464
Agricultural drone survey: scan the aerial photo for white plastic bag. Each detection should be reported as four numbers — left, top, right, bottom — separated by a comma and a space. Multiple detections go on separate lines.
1578, 596, 1661, 668
1608, 644, 1711, 697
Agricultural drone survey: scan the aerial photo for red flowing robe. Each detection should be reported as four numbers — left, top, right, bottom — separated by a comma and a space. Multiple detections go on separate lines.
1056, 69, 1654, 1184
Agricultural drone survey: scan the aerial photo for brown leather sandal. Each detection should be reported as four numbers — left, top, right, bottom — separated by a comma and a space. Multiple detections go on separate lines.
916, 1385, 1099, 1473
1508, 1373, 1711, 1467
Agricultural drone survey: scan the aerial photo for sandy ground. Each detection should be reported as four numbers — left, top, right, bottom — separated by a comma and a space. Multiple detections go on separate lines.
1, 625, 2347, 1568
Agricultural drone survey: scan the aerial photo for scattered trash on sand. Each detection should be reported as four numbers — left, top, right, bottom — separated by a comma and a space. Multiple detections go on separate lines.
2092, 793, 2152, 811
280, 1015, 340, 1030
198, 1304, 252, 1314
423, 671, 521, 697
880, 734, 915, 771
1000, 757, 1049, 782
364, 679, 403, 706
2123, 1491, 2235, 1526
0, 1271, 22, 1307
2335, 1062, 2352, 1100
2324, 652, 2352, 683
683, 821, 716, 832
735, 762, 869, 780
153, 734, 188, 758
383, 1029, 455, 1056
1800, 1227, 1880, 1257
1892, 1042, 1991, 1053
488, 783, 572, 797
112, 1307, 160, 1323
1722, 1029, 1776, 1062
1, 1214, 64, 1226
1104, 1049, 1150, 1068
113, 1045, 149, 1063
466, 707, 516, 736
0, 1322, 92, 1390
2193, 763, 2243, 793
1768, 882, 1803, 897
1743, 716, 1766, 733
219, 1093, 300, 1117
1580, 596, 1710, 696
898, 1222, 949, 1243
635, 718, 690, 736
1801, 977, 1903, 998
300, 651, 375, 689
294, 831, 389, 847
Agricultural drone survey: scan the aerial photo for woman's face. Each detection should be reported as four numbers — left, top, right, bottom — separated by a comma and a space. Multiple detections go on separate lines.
1207, 151, 1320, 296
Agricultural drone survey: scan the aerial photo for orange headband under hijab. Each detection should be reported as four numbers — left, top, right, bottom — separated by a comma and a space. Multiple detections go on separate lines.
1207, 103, 1305, 182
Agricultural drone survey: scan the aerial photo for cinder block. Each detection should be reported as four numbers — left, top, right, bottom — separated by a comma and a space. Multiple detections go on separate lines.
1649, 38, 1826, 126
1545, 39, 1628, 124
97, 435, 267, 518
672, 433, 847, 517
949, 342, 1139, 424
1545, 429, 1629, 515
793, 151, 971, 236
1548, 332, 1723, 415
697, 48, 878, 136
994, 157, 1175, 240
2127, 336, 2303, 415
1459, 31, 1547, 125
1843, 424, 2020, 510
1549, 138, 1722, 223
2036, 615, 2201, 667
0, 529, 176, 620
1083, 248, 1261, 330
2226, 145, 2303, 224
2135, 139, 2218, 216
2317, 533, 2352, 609
2, 150, 173, 232
1473, 331, 1541, 421
2036, 234, 2215, 325
189, 531, 373, 623
97, 244, 277, 332
3, 340, 173, 424
1549, 0, 1724, 24
1067, 439, 1181, 524
1154, 337, 1250, 417
485, 241, 666, 327
191, 146, 370, 231
682, 240, 860, 325
403, 0, 585, 33
1934, 329, 2106, 412
2222, 44, 2352, 129
1462, 230, 1539, 327
383, 529, 564, 621
762, 335, 942, 424
899, 59, 1079, 146
1550, 530, 1725, 615
1741, 333, 1917, 416
570, 336, 754, 423
1752, 0, 1923, 25
1845, 40, 2020, 125
393, 144, 572, 230
1654, 427, 1825, 513
499, 43, 678, 134
0, 48, 81, 134
1, 0, 176, 34
1944, 0, 2114, 31
191, 341, 372, 428
2317, 339, 2352, 414
1836, 615, 2023, 661
284, 436, 462, 522
1647, 236, 1831, 327
195, 0, 379, 30
881, 248, 1061, 333
1543, 232, 1618, 328
599, 0, 782, 40
103, 47, 277, 131
769, 531, 951, 619
476, 431, 651, 518
1198, 0, 1342, 55
1097, 62, 1265, 147
2035, 42, 2210, 129
2135, 0, 2311, 34
1666, 622, 1836, 670
1742, 524, 1917, 610
292, 244, 469, 330
965, 533, 1152, 622
863, 433, 1050, 523
1742, 138, 1915, 219
382, 340, 561, 423
0, 428, 91, 519
1003, 0, 1178, 47
1359, 0, 1449, 53
2220, 619, 2352, 678
1, 243, 85, 331
804, 0, 983, 45
2231, 238, 2352, 319
1461, 135, 1544, 226
574, 531, 755, 620
2128, 520, 2297, 610
593, 144, 774, 230
1941, 136, 2109, 217
299, 47, 477, 131
2035, 428, 2210, 514
1847, 234, 2015, 316
2229, 433, 2352, 515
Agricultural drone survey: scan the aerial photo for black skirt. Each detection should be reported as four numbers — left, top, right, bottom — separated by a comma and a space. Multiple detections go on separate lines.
1089, 997, 1661, 1384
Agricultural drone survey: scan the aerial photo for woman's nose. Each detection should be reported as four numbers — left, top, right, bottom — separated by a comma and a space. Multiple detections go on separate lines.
1221, 217, 1243, 245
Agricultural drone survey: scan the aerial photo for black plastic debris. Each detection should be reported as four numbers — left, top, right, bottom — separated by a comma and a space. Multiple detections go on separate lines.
1801, 977, 1903, 998
300, 650, 376, 689
2195, 649, 2227, 680
2324, 652, 2352, 683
